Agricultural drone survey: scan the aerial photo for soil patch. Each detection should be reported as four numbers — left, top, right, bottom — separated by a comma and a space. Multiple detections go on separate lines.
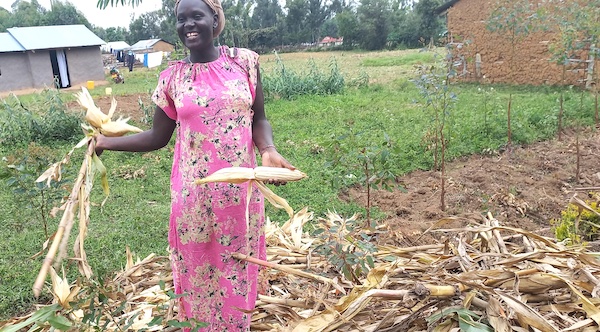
351, 128, 600, 247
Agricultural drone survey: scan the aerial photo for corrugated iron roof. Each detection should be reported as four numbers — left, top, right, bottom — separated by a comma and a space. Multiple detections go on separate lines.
106, 41, 130, 50
129, 39, 163, 51
0, 32, 25, 52
6, 25, 106, 51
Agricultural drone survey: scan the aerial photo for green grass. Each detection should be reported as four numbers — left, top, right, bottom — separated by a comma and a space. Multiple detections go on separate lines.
0, 48, 598, 321
360, 52, 435, 67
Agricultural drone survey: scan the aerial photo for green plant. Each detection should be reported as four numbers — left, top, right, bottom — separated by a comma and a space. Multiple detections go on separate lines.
261, 53, 345, 100
312, 214, 377, 283
0, 89, 81, 148
487, 0, 541, 146
1, 143, 71, 237
411, 49, 458, 211
426, 306, 493, 331
138, 96, 154, 125
552, 195, 600, 244
326, 126, 401, 228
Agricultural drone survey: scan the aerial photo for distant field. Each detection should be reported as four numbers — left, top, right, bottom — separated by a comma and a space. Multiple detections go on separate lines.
259, 48, 437, 85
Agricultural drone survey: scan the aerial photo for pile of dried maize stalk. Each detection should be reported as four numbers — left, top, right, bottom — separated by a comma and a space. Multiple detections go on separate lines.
3, 206, 600, 331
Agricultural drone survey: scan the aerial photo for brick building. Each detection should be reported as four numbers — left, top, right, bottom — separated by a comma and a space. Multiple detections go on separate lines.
437, 0, 596, 87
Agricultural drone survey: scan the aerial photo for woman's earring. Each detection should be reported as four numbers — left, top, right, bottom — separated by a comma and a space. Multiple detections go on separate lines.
213, 22, 218, 29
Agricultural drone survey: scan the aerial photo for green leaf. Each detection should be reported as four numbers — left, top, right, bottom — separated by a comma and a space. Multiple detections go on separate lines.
92, 153, 110, 197
47, 314, 72, 330
0, 304, 60, 332
167, 320, 193, 328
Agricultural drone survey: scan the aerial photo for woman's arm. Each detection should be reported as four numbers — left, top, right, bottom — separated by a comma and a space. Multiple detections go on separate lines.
252, 68, 295, 170
95, 106, 176, 155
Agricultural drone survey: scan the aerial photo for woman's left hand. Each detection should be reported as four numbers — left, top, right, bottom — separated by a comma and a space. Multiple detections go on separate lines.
261, 149, 295, 185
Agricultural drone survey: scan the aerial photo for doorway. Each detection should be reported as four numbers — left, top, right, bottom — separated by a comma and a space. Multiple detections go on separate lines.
49, 49, 71, 88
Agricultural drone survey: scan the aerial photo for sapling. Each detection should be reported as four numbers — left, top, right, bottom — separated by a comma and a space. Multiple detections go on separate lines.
412, 49, 457, 212
487, 0, 540, 147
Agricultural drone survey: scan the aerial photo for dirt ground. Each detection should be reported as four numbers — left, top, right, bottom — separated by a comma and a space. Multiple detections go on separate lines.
91, 94, 600, 247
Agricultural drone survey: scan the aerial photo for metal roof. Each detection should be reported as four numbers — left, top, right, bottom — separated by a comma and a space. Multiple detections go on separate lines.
106, 41, 130, 50
129, 39, 163, 51
0, 32, 25, 52
6, 25, 106, 51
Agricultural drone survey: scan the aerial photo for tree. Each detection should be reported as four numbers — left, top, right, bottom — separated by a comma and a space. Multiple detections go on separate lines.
97, 0, 143, 9
321, 18, 338, 38
284, 0, 309, 44
221, 0, 253, 47
158, 0, 178, 45
387, 1, 420, 48
306, 0, 329, 44
0, 7, 11, 31
10, 0, 46, 27
105, 26, 129, 41
336, 9, 359, 49
250, 0, 284, 48
357, 0, 391, 50
413, 0, 443, 47
45, 1, 90, 27
128, 10, 161, 44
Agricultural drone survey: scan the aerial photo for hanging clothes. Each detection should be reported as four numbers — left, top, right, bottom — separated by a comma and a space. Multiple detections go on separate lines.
56, 50, 70, 88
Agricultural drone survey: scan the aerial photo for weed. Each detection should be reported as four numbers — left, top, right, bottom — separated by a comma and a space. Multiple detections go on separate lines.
261, 52, 345, 100
326, 126, 402, 228
0, 89, 81, 148
1, 143, 71, 237
312, 214, 377, 283
552, 194, 600, 244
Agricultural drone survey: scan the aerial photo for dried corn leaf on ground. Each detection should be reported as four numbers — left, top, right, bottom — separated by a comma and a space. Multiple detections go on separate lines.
3, 207, 600, 331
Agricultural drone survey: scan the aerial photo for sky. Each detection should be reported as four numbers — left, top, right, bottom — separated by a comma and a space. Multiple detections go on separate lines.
0, 0, 164, 29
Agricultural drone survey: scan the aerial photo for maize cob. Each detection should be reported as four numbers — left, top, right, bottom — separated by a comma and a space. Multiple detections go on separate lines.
195, 166, 307, 185
195, 166, 307, 221
254, 166, 306, 182
195, 167, 256, 184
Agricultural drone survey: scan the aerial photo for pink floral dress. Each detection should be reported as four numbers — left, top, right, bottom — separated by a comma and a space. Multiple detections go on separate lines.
152, 45, 265, 331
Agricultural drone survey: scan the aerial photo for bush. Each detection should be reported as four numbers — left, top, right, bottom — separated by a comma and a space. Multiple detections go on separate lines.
0, 89, 82, 148
261, 53, 345, 100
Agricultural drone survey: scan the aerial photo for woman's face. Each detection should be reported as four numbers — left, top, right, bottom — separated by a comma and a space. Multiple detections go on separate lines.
176, 0, 217, 53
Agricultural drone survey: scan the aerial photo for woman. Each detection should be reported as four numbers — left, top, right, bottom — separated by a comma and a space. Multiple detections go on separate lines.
95, 0, 294, 329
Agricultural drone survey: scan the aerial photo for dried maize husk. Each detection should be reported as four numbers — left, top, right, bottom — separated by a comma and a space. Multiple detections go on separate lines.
75, 87, 143, 137
100, 117, 144, 137
76, 87, 109, 128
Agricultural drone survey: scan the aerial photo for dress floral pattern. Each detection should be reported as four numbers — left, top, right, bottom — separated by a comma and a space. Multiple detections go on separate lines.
152, 45, 265, 331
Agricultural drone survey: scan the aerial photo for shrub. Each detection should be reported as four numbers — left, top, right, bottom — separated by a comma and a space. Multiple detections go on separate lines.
261, 53, 345, 100
552, 194, 600, 244
0, 89, 81, 148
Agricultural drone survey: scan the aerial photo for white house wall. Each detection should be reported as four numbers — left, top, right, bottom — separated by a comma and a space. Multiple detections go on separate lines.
28, 50, 55, 89
0, 46, 106, 93
65, 46, 105, 85
0, 53, 34, 92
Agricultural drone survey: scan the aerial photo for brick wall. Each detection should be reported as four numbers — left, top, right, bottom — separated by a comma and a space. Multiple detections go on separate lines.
446, 0, 595, 86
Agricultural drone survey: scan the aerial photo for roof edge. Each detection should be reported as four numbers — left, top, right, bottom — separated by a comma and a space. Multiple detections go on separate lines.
435, 0, 461, 15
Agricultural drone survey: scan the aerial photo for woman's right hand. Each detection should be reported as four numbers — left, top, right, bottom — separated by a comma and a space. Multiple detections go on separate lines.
94, 134, 106, 156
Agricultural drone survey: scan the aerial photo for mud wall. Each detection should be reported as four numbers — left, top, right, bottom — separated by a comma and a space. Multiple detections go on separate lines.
446, 0, 596, 86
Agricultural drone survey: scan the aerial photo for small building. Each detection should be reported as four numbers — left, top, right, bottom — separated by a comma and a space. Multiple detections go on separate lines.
437, 0, 596, 87
318, 36, 343, 48
0, 25, 106, 93
101, 41, 130, 53
102, 41, 131, 63
129, 39, 175, 54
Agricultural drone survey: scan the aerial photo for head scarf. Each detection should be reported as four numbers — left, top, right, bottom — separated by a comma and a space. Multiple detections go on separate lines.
175, 0, 226, 38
